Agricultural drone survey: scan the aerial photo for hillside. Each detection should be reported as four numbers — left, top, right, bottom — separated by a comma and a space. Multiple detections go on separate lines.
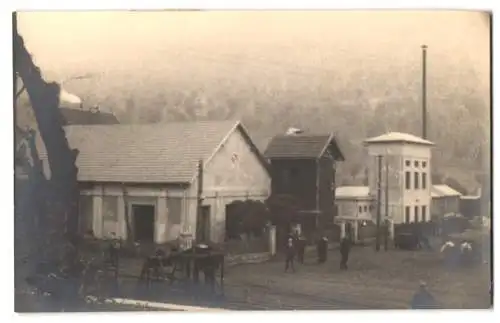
15, 11, 490, 193
15, 60, 489, 194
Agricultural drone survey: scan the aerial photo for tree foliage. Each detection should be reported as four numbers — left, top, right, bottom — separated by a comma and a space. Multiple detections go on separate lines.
226, 200, 271, 238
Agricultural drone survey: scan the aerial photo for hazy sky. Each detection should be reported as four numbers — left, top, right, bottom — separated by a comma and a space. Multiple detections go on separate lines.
16, 11, 490, 94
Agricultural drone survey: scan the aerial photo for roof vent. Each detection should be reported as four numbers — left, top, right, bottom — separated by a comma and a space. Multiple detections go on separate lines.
285, 127, 304, 136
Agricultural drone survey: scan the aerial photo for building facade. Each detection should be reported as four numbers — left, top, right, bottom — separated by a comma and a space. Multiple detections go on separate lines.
264, 133, 344, 235
334, 186, 374, 242
44, 120, 270, 245
431, 184, 462, 218
364, 132, 434, 236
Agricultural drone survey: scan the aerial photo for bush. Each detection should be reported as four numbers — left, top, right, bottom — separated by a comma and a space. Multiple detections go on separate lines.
225, 200, 271, 239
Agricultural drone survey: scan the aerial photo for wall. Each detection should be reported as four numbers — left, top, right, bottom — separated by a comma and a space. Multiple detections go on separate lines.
432, 196, 460, 218
366, 142, 432, 224
336, 198, 373, 220
335, 198, 374, 242
78, 127, 270, 245
188, 127, 271, 243
270, 159, 317, 211
80, 183, 186, 244
318, 156, 335, 224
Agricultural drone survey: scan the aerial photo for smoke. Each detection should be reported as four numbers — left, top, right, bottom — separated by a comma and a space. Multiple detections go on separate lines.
59, 88, 82, 105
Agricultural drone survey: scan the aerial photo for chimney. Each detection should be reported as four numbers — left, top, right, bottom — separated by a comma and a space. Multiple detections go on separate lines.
286, 127, 304, 136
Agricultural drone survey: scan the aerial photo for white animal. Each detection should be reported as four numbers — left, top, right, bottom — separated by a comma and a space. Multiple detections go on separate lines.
460, 241, 472, 253
440, 241, 455, 253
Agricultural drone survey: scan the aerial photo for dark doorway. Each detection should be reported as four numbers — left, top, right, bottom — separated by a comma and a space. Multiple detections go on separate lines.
132, 204, 155, 242
225, 203, 240, 240
196, 205, 211, 242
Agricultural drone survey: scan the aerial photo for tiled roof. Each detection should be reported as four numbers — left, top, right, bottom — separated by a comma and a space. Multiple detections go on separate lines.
431, 184, 463, 198
364, 132, 434, 146
335, 186, 371, 199
40, 120, 249, 183
264, 134, 345, 160
60, 107, 120, 125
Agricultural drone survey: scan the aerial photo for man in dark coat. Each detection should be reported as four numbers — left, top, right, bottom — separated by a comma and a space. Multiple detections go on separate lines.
339, 236, 351, 270
410, 281, 439, 309
317, 235, 328, 264
284, 238, 296, 273
296, 234, 307, 264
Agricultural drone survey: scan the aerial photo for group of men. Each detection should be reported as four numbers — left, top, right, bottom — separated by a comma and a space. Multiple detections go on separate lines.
280, 228, 450, 309
284, 230, 353, 272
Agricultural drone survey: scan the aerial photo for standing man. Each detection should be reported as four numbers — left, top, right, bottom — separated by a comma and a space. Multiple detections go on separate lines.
339, 236, 351, 270
410, 281, 439, 309
297, 234, 307, 264
317, 234, 328, 264
284, 238, 296, 273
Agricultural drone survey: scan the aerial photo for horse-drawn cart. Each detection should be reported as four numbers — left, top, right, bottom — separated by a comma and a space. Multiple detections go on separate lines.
138, 244, 225, 296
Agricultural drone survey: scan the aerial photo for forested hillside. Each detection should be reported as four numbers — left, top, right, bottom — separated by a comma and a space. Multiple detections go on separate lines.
16, 59, 489, 194
15, 11, 490, 194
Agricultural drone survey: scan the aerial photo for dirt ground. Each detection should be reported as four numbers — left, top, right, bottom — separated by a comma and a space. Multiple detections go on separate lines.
222, 235, 492, 310
111, 231, 491, 310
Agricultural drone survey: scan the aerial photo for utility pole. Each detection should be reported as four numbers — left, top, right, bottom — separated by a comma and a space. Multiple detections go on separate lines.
384, 158, 389, 251
421, 44, 428, 139
196, 159, 204, 242
375, 155, 382, 251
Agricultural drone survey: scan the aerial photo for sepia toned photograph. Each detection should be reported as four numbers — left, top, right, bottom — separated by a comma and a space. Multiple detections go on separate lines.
13, 10, 492, 312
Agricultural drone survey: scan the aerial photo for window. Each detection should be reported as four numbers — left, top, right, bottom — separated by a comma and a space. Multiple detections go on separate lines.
363, 205, 368, 212
422, 161, 427, 168
405, 160, 411, 167
167, 197, 183, 225
422, 206, 427, 222
414, 161, 419, 167
414, 172, 419, 189
405, 206, 410, 223
359, 206, 363, 213
414, 206, 419, 222
422, 173, 427, 189
405, 171, 411, 190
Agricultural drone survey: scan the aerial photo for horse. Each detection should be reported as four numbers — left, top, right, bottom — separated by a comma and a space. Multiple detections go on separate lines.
139, 249, 174, 285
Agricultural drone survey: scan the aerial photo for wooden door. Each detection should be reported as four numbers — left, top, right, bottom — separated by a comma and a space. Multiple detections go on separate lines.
132, 204, 155, 242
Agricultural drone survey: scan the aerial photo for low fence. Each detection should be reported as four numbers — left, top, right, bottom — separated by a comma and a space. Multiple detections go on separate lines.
358, 224, 377, 242
394, 217, 471, 239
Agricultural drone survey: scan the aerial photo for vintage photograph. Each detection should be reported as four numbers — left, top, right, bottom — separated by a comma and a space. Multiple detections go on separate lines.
13, 10, 492, 311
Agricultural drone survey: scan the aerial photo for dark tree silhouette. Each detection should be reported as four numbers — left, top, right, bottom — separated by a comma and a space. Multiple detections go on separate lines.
15, 25, 82, 310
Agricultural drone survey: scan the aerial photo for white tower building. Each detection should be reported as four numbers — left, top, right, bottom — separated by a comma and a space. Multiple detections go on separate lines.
364, 132, 434, 237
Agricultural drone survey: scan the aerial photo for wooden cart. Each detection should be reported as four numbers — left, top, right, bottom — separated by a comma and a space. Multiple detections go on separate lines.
139, 246, 225, 296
